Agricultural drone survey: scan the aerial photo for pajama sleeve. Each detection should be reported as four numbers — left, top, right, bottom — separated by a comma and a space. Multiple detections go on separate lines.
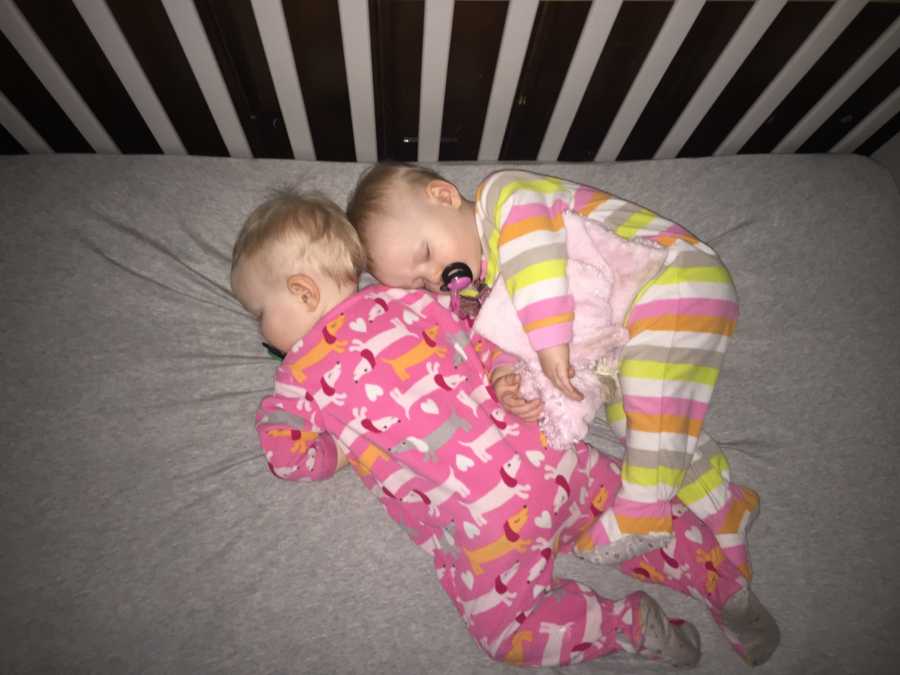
255, 392, 339, 482
477, 170, 616, 354
469, 330, 521, 375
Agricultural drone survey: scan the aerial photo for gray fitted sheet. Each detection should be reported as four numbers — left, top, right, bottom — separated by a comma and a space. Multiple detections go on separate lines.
1, 153, 899, 674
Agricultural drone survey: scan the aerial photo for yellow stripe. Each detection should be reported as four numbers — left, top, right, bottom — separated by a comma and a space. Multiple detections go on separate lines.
620, 359, 720, 386
653, 264, 733, 286
485, 226, 501, 287
506, 258, 566, 293
622, 462, 687, 488
614, 210, 656, 239
523, 311, 574, 333
493, 176, 563, 230
676, 452, 730, 505
606, 400, 625, 424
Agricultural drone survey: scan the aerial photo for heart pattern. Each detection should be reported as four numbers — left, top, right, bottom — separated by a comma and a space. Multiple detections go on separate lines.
685, 526, 703, 544
460, 570, 475, 591
420, 399, 439, 415
350, 317, 366, 333
456, 454, 474, 472
525, 450, 545, 467
365, 384, 383, 402
535, 510, 552, 529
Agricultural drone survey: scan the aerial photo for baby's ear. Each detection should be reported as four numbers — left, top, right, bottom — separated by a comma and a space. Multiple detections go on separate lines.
287, 273, 321, 310
426, 179, 461, 208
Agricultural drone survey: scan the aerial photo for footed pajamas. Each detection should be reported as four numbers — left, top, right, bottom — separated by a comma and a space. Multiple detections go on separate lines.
256, 285, 754, 666
475, 171, 757, 575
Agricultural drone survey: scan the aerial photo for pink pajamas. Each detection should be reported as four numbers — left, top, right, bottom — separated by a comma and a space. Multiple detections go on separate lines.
256, 285, 749, 666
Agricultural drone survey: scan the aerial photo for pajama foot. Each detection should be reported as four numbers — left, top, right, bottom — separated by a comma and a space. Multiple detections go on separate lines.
720, 588, 780, 666
634, 591, 701, 668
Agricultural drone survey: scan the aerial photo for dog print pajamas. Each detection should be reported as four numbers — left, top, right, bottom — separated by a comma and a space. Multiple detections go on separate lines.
256, 285, 754, 666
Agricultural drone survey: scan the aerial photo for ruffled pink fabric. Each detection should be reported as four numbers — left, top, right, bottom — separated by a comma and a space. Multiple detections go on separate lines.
475, 211, 666, 447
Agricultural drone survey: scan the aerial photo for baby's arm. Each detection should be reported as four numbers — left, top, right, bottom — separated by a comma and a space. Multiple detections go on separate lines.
256, 394, 343, 481
482, 171, 583, 399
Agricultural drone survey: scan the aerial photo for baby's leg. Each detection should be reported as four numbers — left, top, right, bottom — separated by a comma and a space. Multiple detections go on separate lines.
676, 432, 759, 579
443, 548, 700, 668
586, 239, 740, 562
618, 504, 779, 666
569, 450, 778, 666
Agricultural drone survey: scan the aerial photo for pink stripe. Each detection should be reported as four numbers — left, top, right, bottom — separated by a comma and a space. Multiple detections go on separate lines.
505, 198, 570, 224
623, 395, 709, 420
526, 323, 572, 352
517, 294, 574, 327
573, 186, 604, 212
628, 297, 738, 323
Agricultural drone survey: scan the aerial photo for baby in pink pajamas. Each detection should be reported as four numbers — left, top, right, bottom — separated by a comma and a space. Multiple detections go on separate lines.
230, 189, 779, 668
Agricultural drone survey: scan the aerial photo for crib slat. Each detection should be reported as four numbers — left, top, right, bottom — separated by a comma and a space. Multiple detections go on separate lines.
831, 83, 900, 154
159, 0, 250, 158
338, 0, 377, 162
418, 0, 454, 162
776, 14, 900, 154
596, 0, 704, 162
715, 0, 866, 156
0, 0, 117, 153
655, 0, 785, 159
250, 0, 314, 160
538, 0, 621, 162
478, 0, 539, 161
0, 89, 49, 152
72, 0, 184, 155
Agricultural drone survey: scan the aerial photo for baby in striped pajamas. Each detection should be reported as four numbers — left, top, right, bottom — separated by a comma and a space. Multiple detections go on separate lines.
349, 163, 760, 577
233, 188, 779, 668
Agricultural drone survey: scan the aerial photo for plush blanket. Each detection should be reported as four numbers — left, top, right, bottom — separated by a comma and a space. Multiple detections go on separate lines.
1, 153, 899, 675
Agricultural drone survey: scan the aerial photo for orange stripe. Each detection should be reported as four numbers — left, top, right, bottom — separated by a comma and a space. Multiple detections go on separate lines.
629, 314, 735, 337
625, 411, 703, 437
616, 513, 673, 535
498, 212, 565, 246
523, 311, 574, 333
577, 193, 610, 215
656, 233, 700, 247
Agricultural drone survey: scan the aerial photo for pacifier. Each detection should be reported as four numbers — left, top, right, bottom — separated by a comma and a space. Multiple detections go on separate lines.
440, 261, 473, 314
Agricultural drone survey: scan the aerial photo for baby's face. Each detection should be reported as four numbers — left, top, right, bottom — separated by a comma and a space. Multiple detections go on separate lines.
366, 186, 482, 293
231, 256, 321, 355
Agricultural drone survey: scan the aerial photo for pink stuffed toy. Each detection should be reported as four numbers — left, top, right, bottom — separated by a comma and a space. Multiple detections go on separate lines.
474, 211, 666, 447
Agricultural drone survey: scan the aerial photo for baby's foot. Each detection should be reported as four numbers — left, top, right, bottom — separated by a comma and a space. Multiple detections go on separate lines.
575, 503, 673, 565
633, 591, 701, 668
708, 486, 760, 580
720, 587, 780, 666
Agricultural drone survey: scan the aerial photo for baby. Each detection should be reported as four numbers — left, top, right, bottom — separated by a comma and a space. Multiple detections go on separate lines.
232, 188, 779, 668
348, 163, 757, 574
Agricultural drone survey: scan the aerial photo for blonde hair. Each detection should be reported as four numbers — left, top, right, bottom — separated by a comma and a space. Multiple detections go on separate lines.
346, 162, 446, 264
232, 188, 365, 287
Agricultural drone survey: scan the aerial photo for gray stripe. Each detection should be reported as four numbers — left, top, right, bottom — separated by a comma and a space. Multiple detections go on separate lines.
626, 448, 695, 471
257, 410, 306, 429
501, 242, 568, 279
666, 248, 723, 269
682, 434, 724, 486
620, 344, 728, 369
598, 203, 644, 229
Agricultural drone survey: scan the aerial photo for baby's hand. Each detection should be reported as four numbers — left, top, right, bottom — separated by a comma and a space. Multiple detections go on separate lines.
490, 366, 543, 422
537, 344, 584, 401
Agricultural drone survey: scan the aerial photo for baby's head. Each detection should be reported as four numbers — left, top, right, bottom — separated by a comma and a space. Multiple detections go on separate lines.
231, 189, 365, 354
347, 162, 482, 292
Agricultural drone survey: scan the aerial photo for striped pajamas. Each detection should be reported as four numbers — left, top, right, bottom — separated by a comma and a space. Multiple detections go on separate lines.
476, 172, 757, 575
596, 204, 756, 577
